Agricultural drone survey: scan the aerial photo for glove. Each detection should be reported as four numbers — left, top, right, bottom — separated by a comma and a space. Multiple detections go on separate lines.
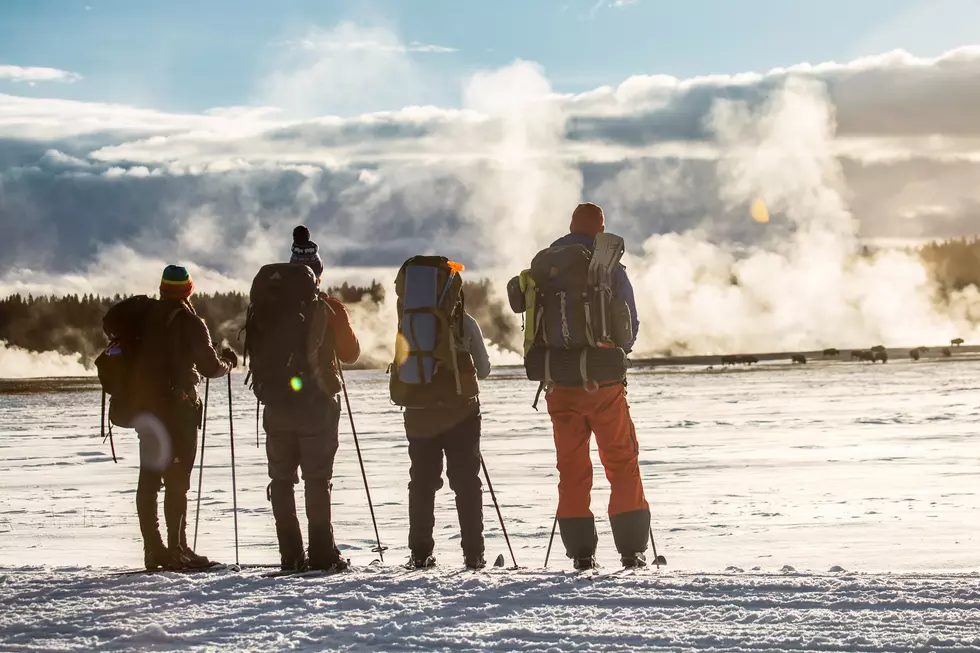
221, 347, 239, 369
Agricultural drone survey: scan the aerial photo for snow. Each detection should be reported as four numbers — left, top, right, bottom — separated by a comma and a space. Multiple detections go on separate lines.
1, 360, 979, 651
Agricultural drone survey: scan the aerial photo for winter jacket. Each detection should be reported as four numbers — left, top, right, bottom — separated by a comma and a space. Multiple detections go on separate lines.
156, 299, 231, 396
550, 233, 640, 352
318, 293, 360, 388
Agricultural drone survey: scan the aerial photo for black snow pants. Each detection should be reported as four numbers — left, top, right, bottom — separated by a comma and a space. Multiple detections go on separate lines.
135, 397, 201, 552
264, 395, 342, 568
404, 405, 484, 561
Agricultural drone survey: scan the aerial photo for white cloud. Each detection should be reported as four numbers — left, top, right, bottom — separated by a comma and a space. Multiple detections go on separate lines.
0, 65, 82, 84
261, 23, 455, 118
3, 44, 980, 357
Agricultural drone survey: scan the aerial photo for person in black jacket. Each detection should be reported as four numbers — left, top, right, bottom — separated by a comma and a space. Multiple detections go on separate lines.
135, 265, 237, 570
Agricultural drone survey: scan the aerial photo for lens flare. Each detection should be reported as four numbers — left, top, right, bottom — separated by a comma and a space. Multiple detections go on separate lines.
290, 377, 303, 392
751, 198, 770, 224
394, 333, 410, 366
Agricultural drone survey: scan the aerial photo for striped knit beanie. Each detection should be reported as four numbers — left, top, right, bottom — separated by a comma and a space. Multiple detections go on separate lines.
290, 225, 324, 278
160, 265, 194, 300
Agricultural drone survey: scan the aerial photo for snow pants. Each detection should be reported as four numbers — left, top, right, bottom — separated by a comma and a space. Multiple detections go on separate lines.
404, 407, 484, 560
135, 398, 200, 551
546, 382, 650, 560
264, 396, 342, 568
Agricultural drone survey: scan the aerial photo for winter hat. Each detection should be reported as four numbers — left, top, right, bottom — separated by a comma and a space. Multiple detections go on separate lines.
290, 225, 324, 278
160, 265, 194, 300
569, 202, 605, 239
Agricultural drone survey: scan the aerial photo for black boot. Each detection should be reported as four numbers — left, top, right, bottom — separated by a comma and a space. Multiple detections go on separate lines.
143, 535, 170, 571
306, 478, 346, 571
165, 485, 210, 570
574, 556, 598, 571
464, 554, 486, 570
137, 473, 169, 570
408, 553, 437, 569
559, 516, 598, 562
621, 552, 647, 569
269, 480, 306, 571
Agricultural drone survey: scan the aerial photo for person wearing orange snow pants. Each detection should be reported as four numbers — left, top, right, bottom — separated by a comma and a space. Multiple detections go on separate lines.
510, 202, 650, 569
548, 382, 650, 567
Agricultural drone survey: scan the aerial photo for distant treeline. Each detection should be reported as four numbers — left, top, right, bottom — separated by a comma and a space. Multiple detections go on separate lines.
0, 278, 516, 366
917, 237, 980, 296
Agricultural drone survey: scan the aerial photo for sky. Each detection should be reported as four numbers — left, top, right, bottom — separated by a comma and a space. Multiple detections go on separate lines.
3, 0, 980, 356
3, 0, 980, 114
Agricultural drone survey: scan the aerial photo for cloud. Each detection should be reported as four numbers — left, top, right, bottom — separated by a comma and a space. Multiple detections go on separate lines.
0, 65, 82, 84
2, 42, 980, 357
260, 23, 455, 118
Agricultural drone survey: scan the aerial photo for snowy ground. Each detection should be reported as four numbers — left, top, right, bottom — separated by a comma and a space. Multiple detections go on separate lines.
1, 360, 979, 651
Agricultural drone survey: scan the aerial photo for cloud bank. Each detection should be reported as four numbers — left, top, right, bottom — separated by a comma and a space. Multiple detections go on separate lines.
0, 65, 82, 84
3, 30, 980, 360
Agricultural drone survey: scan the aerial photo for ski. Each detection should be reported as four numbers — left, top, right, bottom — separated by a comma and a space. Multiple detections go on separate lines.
260, 567, 353, 579
110, 562, 238, 577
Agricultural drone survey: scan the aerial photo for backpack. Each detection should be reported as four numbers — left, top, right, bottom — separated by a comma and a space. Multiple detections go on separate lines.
243, 263, 336, 407
508, 233, 633, 392
389, 256, 479, 408
95, 296, 183, 460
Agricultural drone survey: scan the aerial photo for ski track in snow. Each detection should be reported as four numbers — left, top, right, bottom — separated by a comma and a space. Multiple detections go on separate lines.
1, 361, 980, 650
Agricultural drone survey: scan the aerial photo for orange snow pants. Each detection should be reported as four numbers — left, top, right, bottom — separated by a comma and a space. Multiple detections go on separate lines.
547, 383, 649, 519
547, 382, 650, 559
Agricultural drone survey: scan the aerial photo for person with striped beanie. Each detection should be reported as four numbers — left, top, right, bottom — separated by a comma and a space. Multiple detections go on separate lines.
133, 264, 238, 571
160, 265, 194, 300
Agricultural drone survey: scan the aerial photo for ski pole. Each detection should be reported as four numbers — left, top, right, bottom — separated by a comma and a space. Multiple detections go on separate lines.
193, 378, 209, 550
336, 358, 387, 562
255, 399, 260, 449
100, 390, 118, 464
543, 512, 558, 568
650, 526, 665, 569
227, 373, 240, 567
480, 454, 518, 569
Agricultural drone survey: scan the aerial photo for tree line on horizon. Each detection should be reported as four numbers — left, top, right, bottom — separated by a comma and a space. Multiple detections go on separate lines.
0, 278, 517, 366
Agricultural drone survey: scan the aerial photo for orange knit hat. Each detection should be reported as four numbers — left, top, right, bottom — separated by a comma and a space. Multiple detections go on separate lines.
569, 202, 605, 238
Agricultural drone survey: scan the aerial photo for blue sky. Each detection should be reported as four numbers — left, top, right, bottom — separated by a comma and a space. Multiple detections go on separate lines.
1, 0, 978, 115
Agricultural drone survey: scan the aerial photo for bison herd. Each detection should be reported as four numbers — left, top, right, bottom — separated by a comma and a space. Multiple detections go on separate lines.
718, 339, 966, 368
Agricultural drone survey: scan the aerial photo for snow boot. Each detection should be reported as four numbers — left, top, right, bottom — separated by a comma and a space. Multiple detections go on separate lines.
408, 554, 437, 569
309, 552, 349, 573
143, 537, 170, 571
464, 554, 486, 570
621, 552, 647, 569
573, 556, 598, 571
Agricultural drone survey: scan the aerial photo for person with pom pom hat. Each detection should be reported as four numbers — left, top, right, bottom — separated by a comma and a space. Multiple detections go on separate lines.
251, 225, 360, 573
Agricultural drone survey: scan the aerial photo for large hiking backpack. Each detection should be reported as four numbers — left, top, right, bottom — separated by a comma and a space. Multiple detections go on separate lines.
389, 256, 479, 408
508, 233, 633, 391
95, 295, 183, 463
243, 263, 335, 407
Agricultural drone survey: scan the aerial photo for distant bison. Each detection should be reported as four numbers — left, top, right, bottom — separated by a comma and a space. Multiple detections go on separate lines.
739, 355, 759, 365
942, 347, 953, 358
792, 354, 807, 364
851, 350, 874, 362
822, 348, 840, 357
910, 349, 921, 361
721, 355, 738, 366
871, 345, 886, 353
874, 351, 888, 364
951, 338, 965, 347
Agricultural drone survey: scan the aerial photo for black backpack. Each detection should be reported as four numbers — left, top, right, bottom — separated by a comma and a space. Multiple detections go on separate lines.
389, 256, 478, 408
243, 263, 333, 407
95, 295, 181, 459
